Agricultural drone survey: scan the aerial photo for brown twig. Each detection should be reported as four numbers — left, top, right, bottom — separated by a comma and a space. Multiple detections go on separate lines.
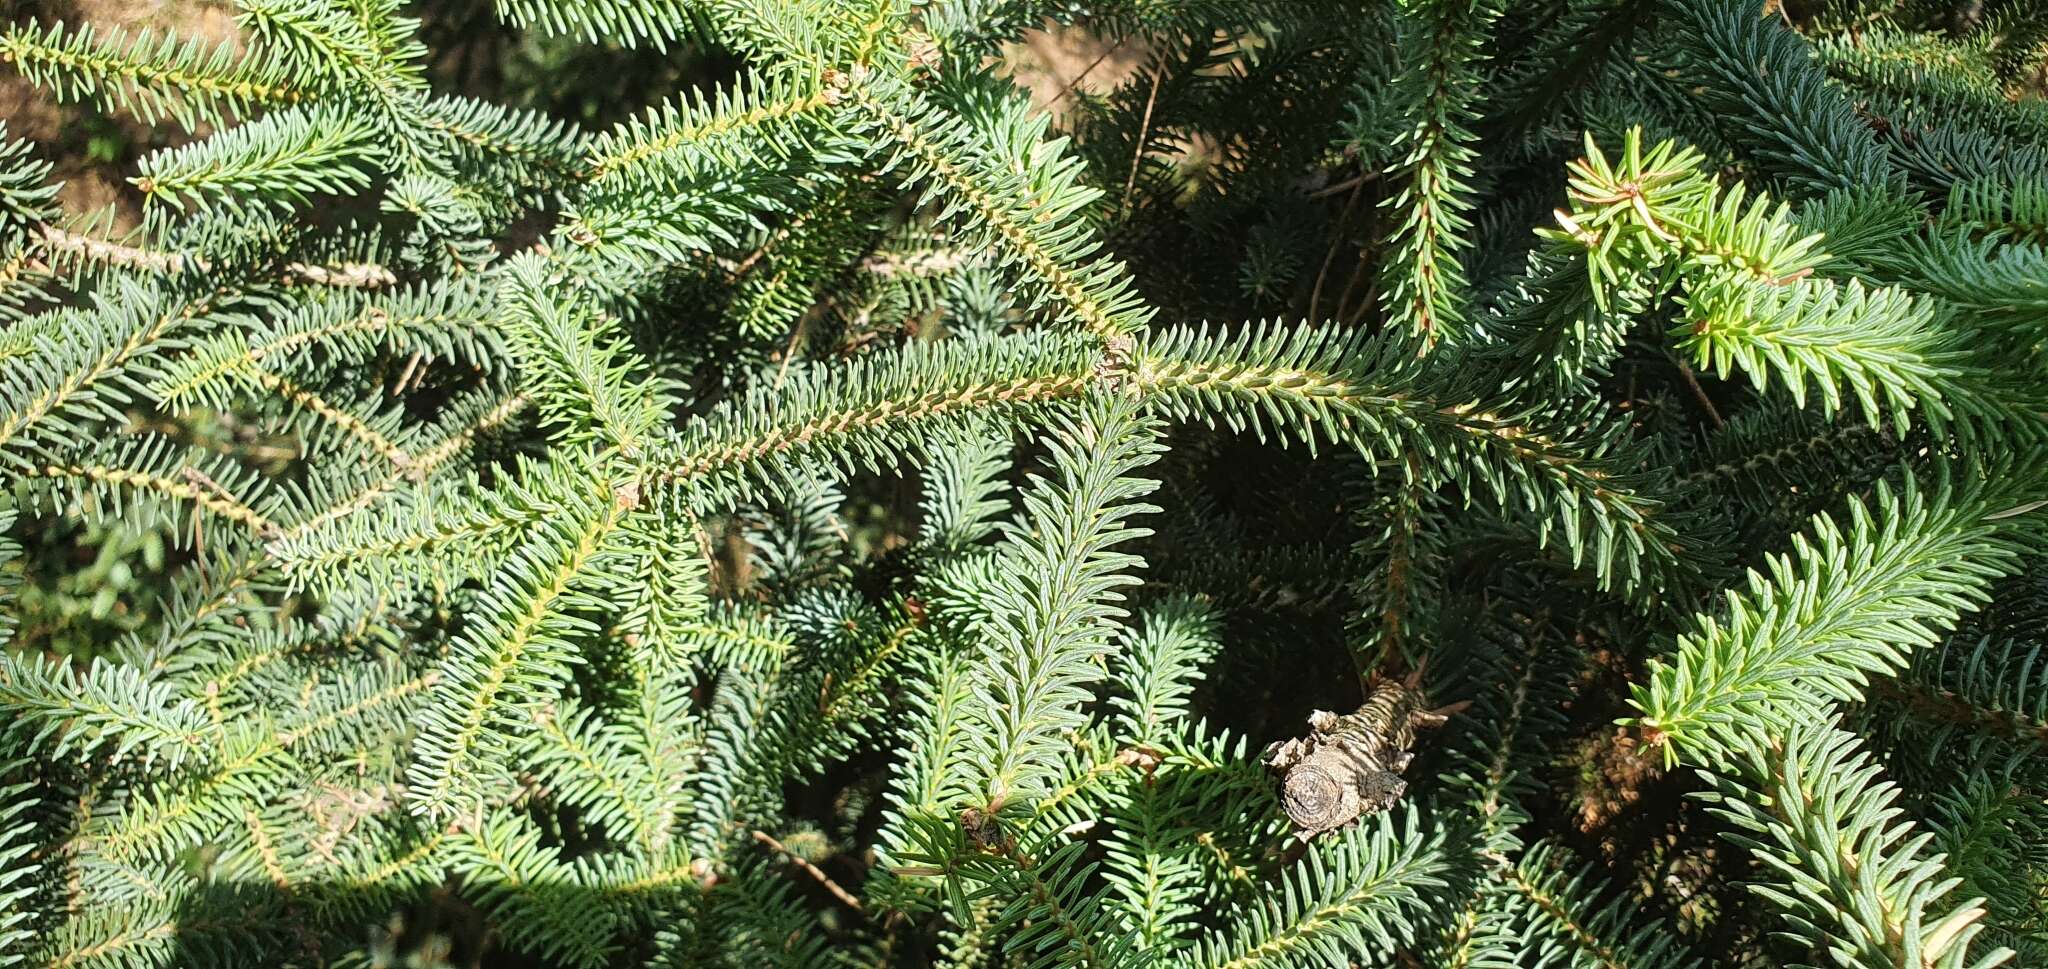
752, 830, 864, 913
1675, 361, 1725, 428
1307, 170, 1380, 199
770, 305, 815, 393
1042, 40, 1128, 110
1309, 177, 1369, 323
1334, 247, 1373, 327
393, 350, 427, 398
1119, 69, 1165, 218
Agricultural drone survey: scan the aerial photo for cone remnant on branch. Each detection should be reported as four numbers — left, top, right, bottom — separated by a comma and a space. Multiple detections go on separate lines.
1262, 669, 1463, 840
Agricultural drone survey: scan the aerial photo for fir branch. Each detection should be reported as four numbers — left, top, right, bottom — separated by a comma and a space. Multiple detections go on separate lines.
1697, 718, 2014, 969
655, 321, 1680, 591
1873, 674, 2048, 750
1506, 842, 1705, 969
3, 4, 2046, 964
1666, 0, 1901, 195
268, 464, 558, 591
0, 283, 217, 463
245, 368, 413, 469
962, 394, 1161, 810
34, 896, 269, 969
447, 814, 621, 968
1110, 598, 1222, 746
1631, 470, 2042, 765
1354, 460, 1438, 669
527, 700, 666, 852
847, 72, 1154, 340
583, 73, 839, 185
35, 225, 189, 275
1194, 808, 1456, 969
1867, 633, 2048, 767
0, 653, 213, 770
89, 730, 289, 864
496, 253, 667, 455
1376, 0, 1500, 345
1135, 322, 1683, 592
422, 94, 581, 185
234, 0, 429, 136
279, 260, 398, 289
1100, 773, 1204, 953
18, 451, 278, 537
1677, 272, 1965, 431
752, 828, 864, 912
649, 330, 1096, 497
1553, 130, 2031, 435
89, 670, 431, 866
493, 0, 710, 51
274, 668, 437, 751
1941, 176, 2048, 243
1923, 782, 2048, 962
134, 104, 387, 214
0, 759, 41, 966
280, 392, 530, 540
405, 475, 634, 818
1887, 233, 2048, 354
0, 20, 303, 128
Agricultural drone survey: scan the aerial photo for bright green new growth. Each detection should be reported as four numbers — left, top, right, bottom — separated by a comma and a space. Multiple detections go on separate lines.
2, 0, 2046, 967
